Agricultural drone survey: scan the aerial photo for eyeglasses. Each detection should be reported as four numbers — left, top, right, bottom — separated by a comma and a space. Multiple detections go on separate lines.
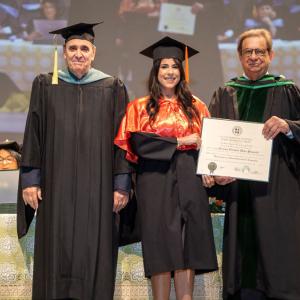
241, 48, 268, 57
0, 156, 16, 164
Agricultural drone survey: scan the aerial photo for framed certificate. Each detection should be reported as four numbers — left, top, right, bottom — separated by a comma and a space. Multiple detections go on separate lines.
158, 3, 196, 36
197, 118, 273, 182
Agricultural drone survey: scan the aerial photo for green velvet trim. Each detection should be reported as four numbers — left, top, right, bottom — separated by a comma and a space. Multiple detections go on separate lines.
238, 74, 283, 82
226, 81, 295, 89
237, 88, 268, 122
234, 78, 270, 288
225, 74, 295, 90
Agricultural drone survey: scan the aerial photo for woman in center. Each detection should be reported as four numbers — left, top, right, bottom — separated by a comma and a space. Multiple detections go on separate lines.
115, 37, 217, 299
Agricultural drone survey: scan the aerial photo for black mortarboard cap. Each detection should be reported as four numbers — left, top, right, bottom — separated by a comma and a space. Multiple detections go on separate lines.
49, 22, 103, 44
140, 36, 199, 61
0, 139, 21, 153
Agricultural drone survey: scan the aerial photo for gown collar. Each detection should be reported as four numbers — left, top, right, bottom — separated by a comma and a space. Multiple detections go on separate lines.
58, 68, 112, 84
225, 73, 294, 90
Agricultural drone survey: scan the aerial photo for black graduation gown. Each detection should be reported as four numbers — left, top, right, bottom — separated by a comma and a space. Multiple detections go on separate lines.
17, 74, 131, 300
130, 132, 218, 277
209, 82, 300, 300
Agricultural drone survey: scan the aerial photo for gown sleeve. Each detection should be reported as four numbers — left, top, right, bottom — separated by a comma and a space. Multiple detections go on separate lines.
20, 167, 40, 189
130, 132, 177, 161
20, 75, 44, 168
112, 83, 140, 246
114, 99, 178, 163
278, 84, 300, 177
114, 99, 141, 163
17, 75, 44, 238
285, 85, 300, 143
112, 78, 135, 174
209, 86, 237, 119
207, 87, 237, 200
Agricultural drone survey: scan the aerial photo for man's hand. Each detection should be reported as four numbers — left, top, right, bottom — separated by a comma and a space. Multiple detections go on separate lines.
191, 2, 204, 14
202, 175, 215, 188
113, 190, 129, 213
22, 186, 42, 210
177, 133, 201, 149
134, 2, 155, 14
214, 176, 236, 185
262, 116, 290, 140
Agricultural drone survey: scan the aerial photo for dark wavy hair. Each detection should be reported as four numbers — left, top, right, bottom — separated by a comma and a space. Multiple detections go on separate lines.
146, 58, 199, 126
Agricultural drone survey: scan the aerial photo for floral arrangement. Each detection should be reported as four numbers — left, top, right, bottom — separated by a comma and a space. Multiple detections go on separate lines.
209, 197, 225, 213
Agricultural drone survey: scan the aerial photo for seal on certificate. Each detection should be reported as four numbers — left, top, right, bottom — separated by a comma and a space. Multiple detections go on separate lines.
232, 126, 243, 136
208, 162, 217, 174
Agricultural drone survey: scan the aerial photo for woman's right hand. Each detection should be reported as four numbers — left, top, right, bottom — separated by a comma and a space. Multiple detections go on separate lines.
177, 133, 201, 150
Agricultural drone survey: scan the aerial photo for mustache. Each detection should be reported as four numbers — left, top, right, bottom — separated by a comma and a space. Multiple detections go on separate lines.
71, 58, 86, 62
247, 60, 261, 65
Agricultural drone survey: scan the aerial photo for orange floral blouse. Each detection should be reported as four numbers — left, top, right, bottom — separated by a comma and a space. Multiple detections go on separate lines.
114, 96, 210, 163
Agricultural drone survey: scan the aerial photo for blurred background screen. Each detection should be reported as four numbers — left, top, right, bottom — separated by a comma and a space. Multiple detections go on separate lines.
0, 0, 71, 142
0, 0, 299, 143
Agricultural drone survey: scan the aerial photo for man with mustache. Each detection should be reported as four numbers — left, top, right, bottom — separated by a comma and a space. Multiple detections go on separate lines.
209, 28, 300, 300
17, 22, 133, 300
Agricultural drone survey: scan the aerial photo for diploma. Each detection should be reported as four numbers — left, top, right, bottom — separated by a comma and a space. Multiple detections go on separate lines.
197, 118, 273, 182
158, 3, 196, 36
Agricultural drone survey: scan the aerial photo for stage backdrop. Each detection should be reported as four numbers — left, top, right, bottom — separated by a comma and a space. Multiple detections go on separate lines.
0, 1, 300, 143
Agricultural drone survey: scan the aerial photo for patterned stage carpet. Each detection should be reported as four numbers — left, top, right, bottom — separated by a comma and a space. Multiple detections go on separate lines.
0, 209, 224, 300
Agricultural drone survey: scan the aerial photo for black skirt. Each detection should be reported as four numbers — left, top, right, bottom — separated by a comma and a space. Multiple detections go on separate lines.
136, 150, 218, 277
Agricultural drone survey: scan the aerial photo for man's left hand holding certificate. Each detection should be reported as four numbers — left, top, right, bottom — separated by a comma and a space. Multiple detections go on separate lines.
197, 118, 273, 182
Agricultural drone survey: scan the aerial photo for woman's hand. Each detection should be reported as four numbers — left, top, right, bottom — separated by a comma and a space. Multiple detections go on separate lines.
202, 175, 215, 188
214, 176, 236, 185
191, 2, 204, 14
177, 133, 201, 149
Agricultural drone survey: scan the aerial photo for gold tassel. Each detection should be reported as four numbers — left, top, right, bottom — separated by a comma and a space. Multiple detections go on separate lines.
52, 34, 58, 85
252, 5, 257, 19
185, 46, 189, 83
52, 46, 58, 84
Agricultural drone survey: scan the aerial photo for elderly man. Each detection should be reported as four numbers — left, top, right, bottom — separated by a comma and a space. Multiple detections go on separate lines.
208, 29, 300, 300
17, 22, 132, 300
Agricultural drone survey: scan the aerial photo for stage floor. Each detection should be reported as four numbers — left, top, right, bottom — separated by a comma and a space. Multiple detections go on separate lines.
0, 209, 224, 299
